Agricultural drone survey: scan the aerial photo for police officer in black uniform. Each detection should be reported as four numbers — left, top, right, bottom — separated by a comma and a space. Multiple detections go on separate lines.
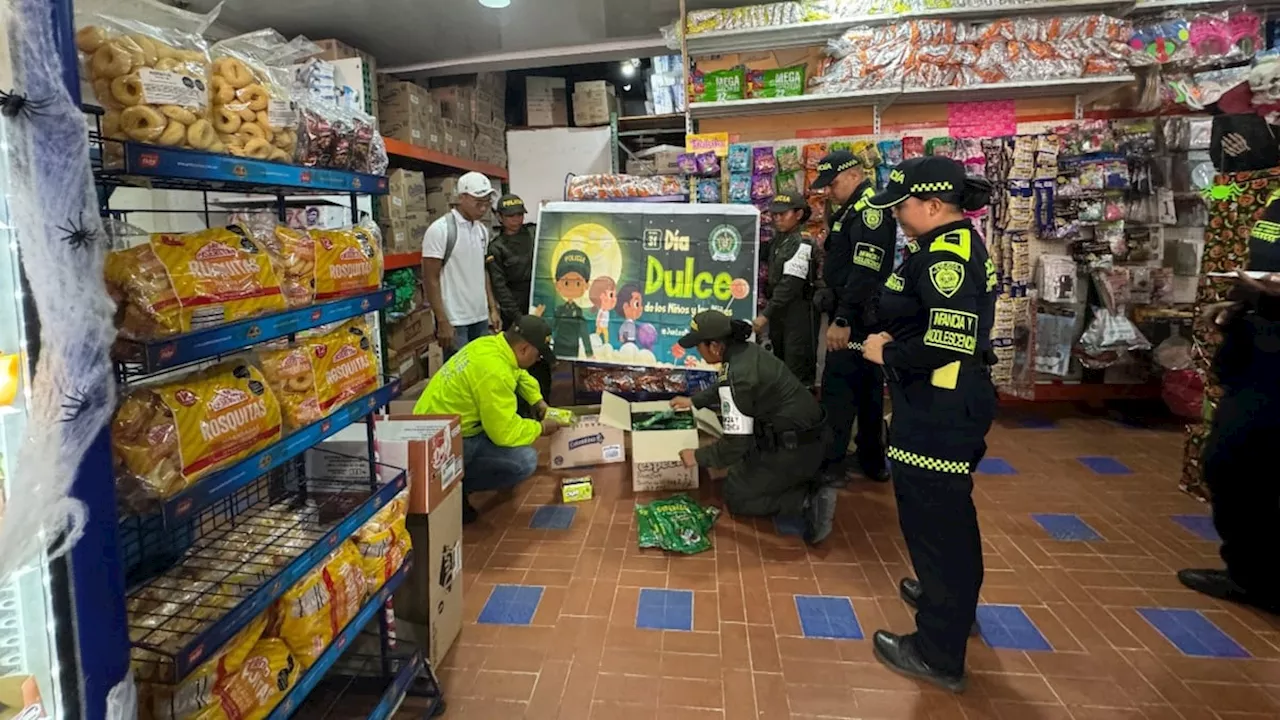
1177, 187, 1280, 616
671, 310, 837, 545
811, 148, 897, 485
486, 193, 551, 403
754, 193, 817, 385
859, 157, 997, 692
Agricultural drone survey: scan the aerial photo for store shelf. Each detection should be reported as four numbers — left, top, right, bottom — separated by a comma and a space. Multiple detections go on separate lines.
94, 141, 389, 196
128, 466, 409, 679
617, 114, 687, 138
688, 76, 1135, 119
268, 559, 415, 720
383, 137, 509, 179
207, 194, 351, 208
113, 289, 394, 376
149, 379, 402, 526
385, 253, 421, 271
683, 0, 1136, 55
290, 647, 432, 719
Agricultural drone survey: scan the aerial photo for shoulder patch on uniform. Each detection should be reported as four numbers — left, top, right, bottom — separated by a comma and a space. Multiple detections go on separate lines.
906, 239, 920, 254
928, 261, 965, 299
928, 229, 973, 261
485, 254, 496, 263
853, 242, 884, 271
718, 385, 754, 436
862, 206, 883, 230
885, 273, 905, 292
983, 258, 998, 292
783, 243, 812, 279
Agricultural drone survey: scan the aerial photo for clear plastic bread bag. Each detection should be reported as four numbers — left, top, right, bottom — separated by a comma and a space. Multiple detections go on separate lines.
209, 30, 298, 162
76, 0, 222, 153
311, 220, 384, 301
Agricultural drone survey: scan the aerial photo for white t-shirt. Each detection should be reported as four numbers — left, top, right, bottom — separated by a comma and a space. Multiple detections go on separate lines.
422, 209, 489, 326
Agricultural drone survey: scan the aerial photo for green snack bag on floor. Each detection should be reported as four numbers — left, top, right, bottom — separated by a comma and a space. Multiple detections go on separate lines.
636, 504, 662, 549
634, 494, 721, 554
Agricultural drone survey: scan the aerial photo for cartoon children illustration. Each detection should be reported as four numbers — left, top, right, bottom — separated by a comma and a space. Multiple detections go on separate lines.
535, 250, 595, 358
589, 276, 617, 346
617, 283, 644, 345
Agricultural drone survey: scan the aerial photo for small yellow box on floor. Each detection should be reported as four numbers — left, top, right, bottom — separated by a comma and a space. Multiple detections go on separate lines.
561, 476, 594, 503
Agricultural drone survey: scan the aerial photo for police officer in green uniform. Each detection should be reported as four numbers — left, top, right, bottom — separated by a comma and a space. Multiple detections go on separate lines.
811, 148, 897, 485
487, 194, 551, 402
1177, 187, 1280, 616
671, 310, 838, 545
536, 249, 595, 359
753, 193, 817, 385
859, 157, 997, 692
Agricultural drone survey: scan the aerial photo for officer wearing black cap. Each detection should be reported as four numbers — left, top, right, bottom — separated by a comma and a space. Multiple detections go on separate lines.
1176, 187, 1280, 616
753, 193, 817, 384
857, 156, 997, 692
810, 147, 896, 485
670, 310, 837, 545
487, 193, 550, 401
535, 249, 595, 359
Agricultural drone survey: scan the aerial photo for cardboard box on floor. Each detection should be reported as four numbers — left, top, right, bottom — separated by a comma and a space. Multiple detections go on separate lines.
597, 391, 721, 492
548, 406, 627, 470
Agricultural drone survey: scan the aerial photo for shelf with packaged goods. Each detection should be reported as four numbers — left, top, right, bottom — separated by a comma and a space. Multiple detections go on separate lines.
114, 289, 394, 377
125, 460, 409, 681
383, 137, 509, 180
687, 76, 1136, 119
131, 379, 403, 528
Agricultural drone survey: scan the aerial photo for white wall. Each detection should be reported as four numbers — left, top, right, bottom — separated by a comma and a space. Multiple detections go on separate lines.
506, 126, 613, 213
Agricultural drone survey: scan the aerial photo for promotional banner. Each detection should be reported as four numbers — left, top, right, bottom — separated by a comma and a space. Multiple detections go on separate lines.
531, 202, 760, 369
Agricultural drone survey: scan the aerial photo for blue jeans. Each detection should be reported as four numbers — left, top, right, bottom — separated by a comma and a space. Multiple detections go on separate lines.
462, 434, 538, 493
445, 321, 491, 360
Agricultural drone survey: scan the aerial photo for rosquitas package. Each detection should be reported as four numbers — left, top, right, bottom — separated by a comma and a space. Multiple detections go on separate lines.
311, 223, 384, 301
303, 319, 379, 415
267, 541, 368, 667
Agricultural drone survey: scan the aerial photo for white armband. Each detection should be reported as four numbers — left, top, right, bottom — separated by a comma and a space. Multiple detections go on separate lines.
782, 243, 812, 279
719, 385, 755, 436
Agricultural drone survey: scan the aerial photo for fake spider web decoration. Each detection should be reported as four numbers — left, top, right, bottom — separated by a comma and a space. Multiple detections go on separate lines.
0, 0, 116, 584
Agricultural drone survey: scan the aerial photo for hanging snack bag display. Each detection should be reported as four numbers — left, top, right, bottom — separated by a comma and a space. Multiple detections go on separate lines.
311, 222, 384, 301
352, 493, 412, 590
77, 3, 222, 153
209, 30, 299, 162
105, 225, 287, 340
303, 319, 379, 416
253, 224, 316, 309
112, 359, 283, 510
256, 342, 323, 430
267, 541, 368, 668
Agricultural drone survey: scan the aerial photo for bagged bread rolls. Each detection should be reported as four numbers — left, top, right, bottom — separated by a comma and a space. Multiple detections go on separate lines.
77, 4, 220, 153
209, 30, 298, 162
303, 319, 379, 416
256, 343, 322, 430
353, 493, 412, 591
112, 360, 283, 511
267, 542, 368, 668
105, 226, 287, 341
254, 224, 315, 309
312, 222, 384, 301
186, 639, 299, 720
143, 613, 269, 720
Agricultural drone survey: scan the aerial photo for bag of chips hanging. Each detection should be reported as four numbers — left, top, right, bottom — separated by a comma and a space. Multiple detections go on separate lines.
311, 222, 384, 301
304, 319, 379, 416
186, 639, 300, 720
352, 493, 412, 590
145, 614, 269, 720
256, 343, 322, 430
105, 225, 287, 340
268, 542, 368, 668
112, 359, 283, 511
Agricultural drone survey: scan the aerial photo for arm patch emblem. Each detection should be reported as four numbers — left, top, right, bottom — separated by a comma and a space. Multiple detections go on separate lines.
853, 242, 884, 271
928, 261, 965, 299
862, 207, 883, 229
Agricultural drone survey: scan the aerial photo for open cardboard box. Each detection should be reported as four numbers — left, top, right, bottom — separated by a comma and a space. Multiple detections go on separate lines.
598, 391, 721, 493
548, 405, 627, 471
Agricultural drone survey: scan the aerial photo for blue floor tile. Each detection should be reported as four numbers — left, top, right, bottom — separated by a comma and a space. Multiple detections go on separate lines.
1078, 456, 1133, 475
976, 605, 1053, 652
477, 585, 544, 626
530, 505, 577, 530
1031, 513, 1103, 541
1171, 515, 1221, 543
636, 588, 694, 631
795, 595, 864, 640
1138, 608, 1250, 658
774, 515, 805, 537
1015, 417, 1057, 429
977, 458, 1017, 475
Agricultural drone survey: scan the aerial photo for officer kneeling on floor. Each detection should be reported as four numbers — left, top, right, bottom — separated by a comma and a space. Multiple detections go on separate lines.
669, 310, 837, 545
858, 157, 998, 693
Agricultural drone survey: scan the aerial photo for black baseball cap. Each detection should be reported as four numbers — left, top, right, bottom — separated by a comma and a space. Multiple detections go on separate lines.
510, 314, 554, 362
678, 310, 733, 348
498, 194, 526, 216
867, 156, 968, 209
809, 150, 859, 190
769, 192, 811, 224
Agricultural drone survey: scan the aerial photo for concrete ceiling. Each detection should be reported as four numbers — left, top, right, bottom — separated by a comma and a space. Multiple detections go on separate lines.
181, 0, 758, 71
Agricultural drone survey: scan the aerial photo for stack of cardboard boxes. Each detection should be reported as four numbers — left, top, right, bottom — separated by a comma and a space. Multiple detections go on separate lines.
379, 81, 440, 150
572, 81, 619, 127
526, 76, 568, 127
470, 72, 508, 168
378, 73, 507, 167
314, 38, 380, 120
377, 169, 433, 253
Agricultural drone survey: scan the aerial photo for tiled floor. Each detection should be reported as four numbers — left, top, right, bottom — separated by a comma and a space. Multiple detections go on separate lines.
416, 407, 1280, 719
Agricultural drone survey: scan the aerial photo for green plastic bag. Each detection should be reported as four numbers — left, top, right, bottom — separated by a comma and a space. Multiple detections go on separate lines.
634, 495, 721, 554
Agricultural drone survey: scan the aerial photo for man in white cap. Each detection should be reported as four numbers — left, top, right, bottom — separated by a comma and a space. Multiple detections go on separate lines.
422, 171, 503, 357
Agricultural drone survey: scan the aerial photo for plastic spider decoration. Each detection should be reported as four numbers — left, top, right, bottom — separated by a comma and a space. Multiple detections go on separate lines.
0, 89, 52, 119
60, 388, 94, 423
1201, 182, 1247, 203
57, 213, 99, 251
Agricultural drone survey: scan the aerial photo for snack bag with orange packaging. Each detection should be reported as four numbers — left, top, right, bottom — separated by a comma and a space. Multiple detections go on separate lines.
144, 614, 270, 720
311, 222, 383, 301
352, 492, 412, 590
267, 541, 368, 667
105, 226, 287, 340
304, 319, 379, 416
256, 343, 323, 430
186, 638, 299, 720
112, 360, 283, 510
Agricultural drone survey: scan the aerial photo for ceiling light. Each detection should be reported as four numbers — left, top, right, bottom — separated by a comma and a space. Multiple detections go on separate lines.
478, 0, 510, 7
623, 84, 632, 91
621, 62, 635, 77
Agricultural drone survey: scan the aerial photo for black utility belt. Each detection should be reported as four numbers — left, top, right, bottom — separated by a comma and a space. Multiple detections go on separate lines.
755, 424, 824, 452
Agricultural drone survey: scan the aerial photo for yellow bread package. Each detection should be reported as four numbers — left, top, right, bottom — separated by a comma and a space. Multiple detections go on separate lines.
143, 614, 268, 720
76, 6, 223, 153
256, 343, 322, 430
112, 360, 283, 510
105, 226, 287, 340
268, 542, 368, 667
187, 639, 299, 720
353, 493, 412, 590
311, 224, 384, 301
255, 225, 315, 309
209, 31, 298, 162
304, 319, 378, 416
